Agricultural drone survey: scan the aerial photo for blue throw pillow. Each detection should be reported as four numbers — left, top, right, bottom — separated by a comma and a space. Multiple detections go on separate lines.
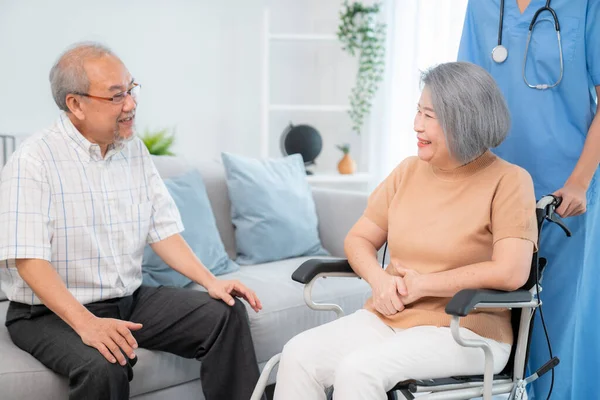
221, 152, 328, 264
142, 169, 239, 287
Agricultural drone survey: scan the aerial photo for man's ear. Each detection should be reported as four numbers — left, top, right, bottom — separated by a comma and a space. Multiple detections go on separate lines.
65, 94, 86, 121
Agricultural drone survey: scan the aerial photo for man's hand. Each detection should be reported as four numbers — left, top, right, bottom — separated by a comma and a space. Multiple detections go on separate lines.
75, 315, 143, 366
553, 182, 587, 217
207, 279, 262, 313
393, 263, 424, 306
370, 271, 408, 316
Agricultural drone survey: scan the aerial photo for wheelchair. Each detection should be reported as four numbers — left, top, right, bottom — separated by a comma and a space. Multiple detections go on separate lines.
251, 195, 571, 400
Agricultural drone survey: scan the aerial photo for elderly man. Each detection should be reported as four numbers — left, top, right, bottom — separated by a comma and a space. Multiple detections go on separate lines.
0, 42, 263, 400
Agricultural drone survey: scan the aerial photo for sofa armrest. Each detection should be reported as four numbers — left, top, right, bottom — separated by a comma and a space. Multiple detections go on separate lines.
445, 289, 535, 317
292, 258, 356, 284
311, 188, 368, 258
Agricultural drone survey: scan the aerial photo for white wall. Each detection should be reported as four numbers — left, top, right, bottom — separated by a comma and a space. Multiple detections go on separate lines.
0, 0, 365, 172
0, 0, 266, 162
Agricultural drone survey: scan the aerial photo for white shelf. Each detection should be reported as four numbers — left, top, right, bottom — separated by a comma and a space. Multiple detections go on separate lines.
306, 173, 371, 183
270, 104, 350, 112
269, 33, 338, 41
261, 7, 373, 190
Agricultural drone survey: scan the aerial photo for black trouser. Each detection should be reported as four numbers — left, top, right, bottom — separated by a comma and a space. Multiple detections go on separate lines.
5, 286, 261, 400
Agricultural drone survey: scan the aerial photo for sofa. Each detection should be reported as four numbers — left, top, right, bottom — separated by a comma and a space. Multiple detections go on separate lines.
0, 155, 372, 399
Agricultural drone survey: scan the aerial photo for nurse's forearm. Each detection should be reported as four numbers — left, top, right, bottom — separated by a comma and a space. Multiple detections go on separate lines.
568, 86, 600, 189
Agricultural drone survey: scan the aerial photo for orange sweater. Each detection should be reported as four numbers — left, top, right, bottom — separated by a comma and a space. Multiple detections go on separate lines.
363, 151, 537, 344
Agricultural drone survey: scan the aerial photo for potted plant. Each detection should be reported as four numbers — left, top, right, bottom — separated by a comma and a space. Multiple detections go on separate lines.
338, 1, 387, 135
139, 127, 176, 156
336, 143, 356, 175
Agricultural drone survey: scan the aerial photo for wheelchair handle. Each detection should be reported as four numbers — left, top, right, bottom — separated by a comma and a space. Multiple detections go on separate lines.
537, 195, 572, 237
536, 194, 561, 210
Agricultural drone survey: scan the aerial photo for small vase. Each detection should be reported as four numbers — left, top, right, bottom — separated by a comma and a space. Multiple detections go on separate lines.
337, 153, 356, 175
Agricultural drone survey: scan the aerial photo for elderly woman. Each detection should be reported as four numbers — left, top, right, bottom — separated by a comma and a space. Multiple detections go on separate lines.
273, 62, 538, 400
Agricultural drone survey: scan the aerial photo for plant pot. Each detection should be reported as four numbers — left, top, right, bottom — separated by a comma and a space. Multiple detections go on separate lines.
337, 153, 356, 175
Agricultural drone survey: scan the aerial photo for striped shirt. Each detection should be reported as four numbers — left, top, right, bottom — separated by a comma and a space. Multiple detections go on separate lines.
0, 113, 183, 305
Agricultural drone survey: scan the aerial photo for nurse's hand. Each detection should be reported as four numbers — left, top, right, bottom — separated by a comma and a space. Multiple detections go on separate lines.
553, 183, 587, 217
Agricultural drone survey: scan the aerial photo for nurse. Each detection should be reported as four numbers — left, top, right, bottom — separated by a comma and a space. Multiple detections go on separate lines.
458, 0, 600, 398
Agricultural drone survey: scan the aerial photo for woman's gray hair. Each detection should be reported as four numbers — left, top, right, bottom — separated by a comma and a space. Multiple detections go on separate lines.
49, 42, 117, 112
421, 62, 510, 164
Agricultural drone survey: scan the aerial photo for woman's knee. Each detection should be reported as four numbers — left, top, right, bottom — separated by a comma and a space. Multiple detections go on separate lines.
280, 331, 320, 370
334, 353, 382, 387
281, 333, 308, 361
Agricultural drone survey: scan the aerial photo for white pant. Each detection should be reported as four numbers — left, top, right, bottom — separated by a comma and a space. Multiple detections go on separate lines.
274, 309, 511, 400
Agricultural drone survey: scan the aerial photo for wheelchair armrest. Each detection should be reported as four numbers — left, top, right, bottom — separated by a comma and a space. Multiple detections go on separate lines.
292, 259, 356, 284
445, 289, 534, 317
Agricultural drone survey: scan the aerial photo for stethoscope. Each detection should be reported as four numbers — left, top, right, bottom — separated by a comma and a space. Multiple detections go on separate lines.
491, 0, 564, 90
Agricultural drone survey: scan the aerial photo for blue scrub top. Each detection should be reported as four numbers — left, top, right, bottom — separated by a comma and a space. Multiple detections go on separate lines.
460, 0, 599, 197
459, 1, 600, 399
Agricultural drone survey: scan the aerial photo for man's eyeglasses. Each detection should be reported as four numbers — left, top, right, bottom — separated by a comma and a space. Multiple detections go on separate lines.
75, 83, 141, 105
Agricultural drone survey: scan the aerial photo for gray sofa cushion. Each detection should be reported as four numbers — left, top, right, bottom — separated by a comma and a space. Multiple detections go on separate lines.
188, 256, 372, 366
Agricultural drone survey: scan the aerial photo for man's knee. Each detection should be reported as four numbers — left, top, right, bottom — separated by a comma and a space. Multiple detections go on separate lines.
212, 297, 249, 324
69, 354, 131, 400
231, 297, 248, 316
77, 354, 131, 389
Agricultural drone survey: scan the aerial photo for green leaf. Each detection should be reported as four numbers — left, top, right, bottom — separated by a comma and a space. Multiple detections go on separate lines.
336, 143, 351, 154
338, 0, 386, 135
139, 127, 176, 156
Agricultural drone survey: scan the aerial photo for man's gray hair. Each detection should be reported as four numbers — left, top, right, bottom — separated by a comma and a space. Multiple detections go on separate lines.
421, 62, 510, 164
49, 42, 117, 112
